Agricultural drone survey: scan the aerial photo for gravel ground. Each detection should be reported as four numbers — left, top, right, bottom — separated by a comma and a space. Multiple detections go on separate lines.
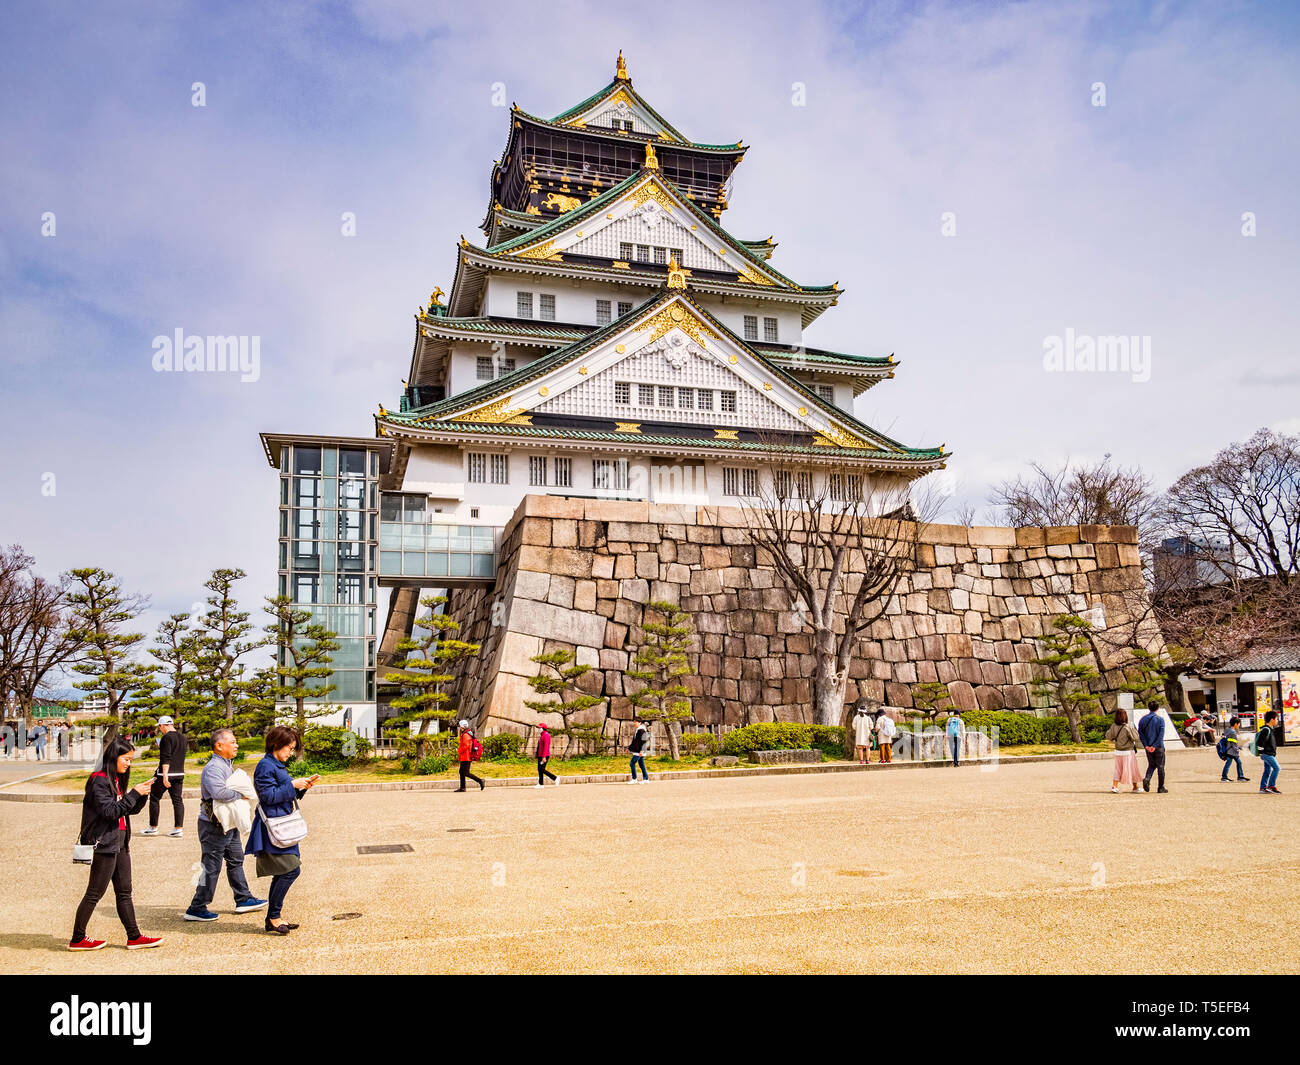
2, 747, 1294, 974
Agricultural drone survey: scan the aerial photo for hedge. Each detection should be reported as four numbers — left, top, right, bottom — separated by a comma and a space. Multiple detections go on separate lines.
935, 710, 1077, 746
721, 723, 844, 756
300, 726, 373, 768
482, 733, 523, 760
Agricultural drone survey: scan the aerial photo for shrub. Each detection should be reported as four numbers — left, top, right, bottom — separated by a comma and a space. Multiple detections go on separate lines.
482, 732, 523, 761
398, 756, 413, 773
300, 726, 373, 769
958, 710, 1041, 746
809, 725, 845, 753
415, 753, 452, 775
286, 758, 325, 777
1082, 714, 1113, 736
1084, 730, 1105, 744
679, 732, 719, 756
721, 722, 815, 756
1039, 717, 1071, 745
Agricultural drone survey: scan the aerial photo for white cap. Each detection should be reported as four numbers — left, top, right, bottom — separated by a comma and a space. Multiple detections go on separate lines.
157, 716, 174, 726
459, 719, 469, 729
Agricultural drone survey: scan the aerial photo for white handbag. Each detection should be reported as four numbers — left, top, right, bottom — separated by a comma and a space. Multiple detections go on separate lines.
257, 800, 308, 848
73, 837, 95, 864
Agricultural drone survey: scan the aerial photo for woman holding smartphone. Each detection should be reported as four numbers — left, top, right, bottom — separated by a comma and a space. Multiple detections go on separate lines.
247, 725, 318, 934
70, 735, 163, 951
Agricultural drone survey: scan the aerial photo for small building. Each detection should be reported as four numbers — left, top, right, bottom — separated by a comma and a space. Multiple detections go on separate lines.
1183, 649, 1300, 738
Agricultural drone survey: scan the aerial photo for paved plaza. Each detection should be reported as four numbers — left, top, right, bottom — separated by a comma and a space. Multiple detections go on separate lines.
2, 749, 1295, 974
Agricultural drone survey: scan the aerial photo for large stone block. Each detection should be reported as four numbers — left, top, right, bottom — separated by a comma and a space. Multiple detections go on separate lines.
968, 526, 1017, 547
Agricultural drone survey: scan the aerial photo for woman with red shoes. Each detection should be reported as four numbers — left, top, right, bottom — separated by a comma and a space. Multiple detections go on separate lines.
69, 735, 164, 951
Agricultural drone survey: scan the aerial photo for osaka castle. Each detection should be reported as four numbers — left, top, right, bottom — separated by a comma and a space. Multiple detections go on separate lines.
260, 53, 947, 733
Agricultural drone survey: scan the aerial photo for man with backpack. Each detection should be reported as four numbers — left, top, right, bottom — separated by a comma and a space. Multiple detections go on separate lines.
456, 720, 484, 792
1139, 701, 1168, 793
1218, 716, 1249, 783
1255, 710, 1281, 794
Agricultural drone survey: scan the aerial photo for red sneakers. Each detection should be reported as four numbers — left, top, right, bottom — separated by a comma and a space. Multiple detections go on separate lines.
68, 938, 107, 951
125, 935, 164, 950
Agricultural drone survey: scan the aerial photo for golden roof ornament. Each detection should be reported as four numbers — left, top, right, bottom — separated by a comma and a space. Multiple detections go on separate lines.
644, 142, 659, 170
428, 286, 444, 307
666, 255, 687, 290
615, 50, 629, 82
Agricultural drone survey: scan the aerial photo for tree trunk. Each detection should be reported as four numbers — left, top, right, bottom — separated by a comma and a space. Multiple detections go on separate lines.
813, 645, 847, 727
666, 720, 681, 761
1066, 710, 1082, 744
1162, 670, 1188, 716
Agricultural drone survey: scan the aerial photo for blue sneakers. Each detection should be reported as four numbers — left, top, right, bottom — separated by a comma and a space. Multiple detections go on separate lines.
183, 908, 219, 922
234, 897, 268, 914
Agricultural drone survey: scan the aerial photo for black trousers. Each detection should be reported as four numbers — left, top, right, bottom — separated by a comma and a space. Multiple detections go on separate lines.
1143, 747, 1166, 788
148, 774, 185, 828
537, 757, 556, 784
458, 760, 483, 789
73, 846, 140, 942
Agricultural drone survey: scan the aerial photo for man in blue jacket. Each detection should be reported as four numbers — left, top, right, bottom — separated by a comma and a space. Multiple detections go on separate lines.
1139, 701, 1168, 793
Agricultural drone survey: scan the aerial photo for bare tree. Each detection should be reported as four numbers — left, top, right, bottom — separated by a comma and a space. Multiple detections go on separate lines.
0, 549, 82, 726
993, 454, 1158, 537
743, 458, 936, 727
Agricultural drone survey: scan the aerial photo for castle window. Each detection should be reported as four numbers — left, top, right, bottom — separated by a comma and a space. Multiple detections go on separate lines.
516, 292, 533, 318
742, 468, 758, 496
657, 385, 675, 407
615, 381, 631, 404
722, 467, 739, 496
677, 387, 694, 409
654, 246, 667, 265
743, 315, 758, 341
617, 301, 632, 317
467, 453, 486, 483
671, 247, 684, 263
592, 457, 629, 492
720, 390, 737, 413
620, 242, 634, 261
529, 456, 548, 486
763, 317, 779, 342
596, 299, 611, 326
539, 294, 556, 321
697, 389, 714, 411
636, 244, 651, 262
554, 457, 572, 488
816, 384, 834, 403
490, 454, 509, 485
476, 356, 493, 380
638, 384, 655, 406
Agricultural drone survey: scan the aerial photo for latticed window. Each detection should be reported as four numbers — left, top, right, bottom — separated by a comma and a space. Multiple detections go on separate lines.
615, 381, 631, 404
697, 389, 714, 410
516, 292, 533, 318
763, 317, 779, 342
500, 357, 516, 375
638, 384, 655, 406
539, 294, 556, 321
596, 299, 611, 326
722, 467, 739, 495
620, 242, 633, 261
592, 457, 630, 492
490, 454, 509, 484
743, 315, 758, 341
678, 387, 693, 409
592, 458, 610, 490
657, 385, 674, 407
742, 468, 759, 496
720, 390, 737, 412
797, 471, 813, 497
817, 384, 834, 402
467, 453, 486, 483
774, 470, 791, 498
654, 246, 667, 265
671, 247, 684, 263
554, 457, 572, 488
618, 301, 632, 317
529, 456, 548, 486
476, 356, 493, 380
613, 457, 630, 491
636, 244, 651, 262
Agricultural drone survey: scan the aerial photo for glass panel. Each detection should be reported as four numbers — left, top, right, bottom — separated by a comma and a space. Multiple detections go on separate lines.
380, 494, 401, 522
426, 525, 448, 550
402, 553, 426, 577
339, 508, 364, 541
370, 451, 378, 476
339, 477, 365, 510
280, 449, 290, 473
338, 544, 365, 570
472, 553, 495, 577
293, 447, 321, 475
292, 544, 318, 568
380, 551, 401, 575
323, 477, 337, 509
402, 525, 425, 550
322, 448, 338, 476
294, 478, 321, 508
279, 542, 287, 569
320, 540, 336, 573
332, 639, 365, 668
449, 553, 471, 577
340, 449, 366, 477
472, 526, 496, 547
403, 495, 426, 523
280, 509, 288, 537
321, 510, 337, 540
333, 671, 365, 702
451, 528, 473, 552
380, 523, 401, 549
280, 478, 288, 505
426, 553, 448, 577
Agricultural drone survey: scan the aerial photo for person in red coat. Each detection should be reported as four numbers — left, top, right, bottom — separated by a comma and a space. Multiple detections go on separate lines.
535, 723, 558, 787
456, 720, 484, 792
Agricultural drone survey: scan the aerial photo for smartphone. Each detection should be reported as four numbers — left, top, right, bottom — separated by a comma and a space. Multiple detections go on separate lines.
308, 774, 320, 783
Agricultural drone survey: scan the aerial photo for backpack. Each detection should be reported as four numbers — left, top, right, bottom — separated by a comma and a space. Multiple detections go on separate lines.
1215, 736, 1229, 760
470, 737, 483, 761
1248, 728, 1263, 757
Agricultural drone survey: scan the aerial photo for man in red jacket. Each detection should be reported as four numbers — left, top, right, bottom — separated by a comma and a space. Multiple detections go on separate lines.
535, 723, 558, 787
456, 720, 484, 792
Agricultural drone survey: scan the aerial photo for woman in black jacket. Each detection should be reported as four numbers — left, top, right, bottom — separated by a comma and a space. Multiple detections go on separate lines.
70, 736, 163, 951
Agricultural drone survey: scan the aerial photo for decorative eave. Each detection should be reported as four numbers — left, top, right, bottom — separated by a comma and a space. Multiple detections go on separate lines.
388, 287, 943, 463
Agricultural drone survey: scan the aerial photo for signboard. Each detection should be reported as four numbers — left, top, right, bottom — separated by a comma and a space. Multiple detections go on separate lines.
1283, 673, 1300, 742
1255, 684, 1274, 717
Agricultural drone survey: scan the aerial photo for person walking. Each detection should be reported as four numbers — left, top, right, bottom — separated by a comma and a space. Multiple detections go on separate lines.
247, 725, 317, 934
853, 705, 874, 765
1257, 710, 1281, 794
58, 723, 71, 761
1105, 709, 1142, 793
946, 711, 965, 766
31, 723, 48, 761
455, 720, 484, 792
142, 716, 187, 838
534, 723, 558, 787
1139, 700, 1167, 793
876, 710, 896, 764
1219, 716, 1250, 783
69, 736, 163, 951
2, 725, 13, 760
183, 729, 266, 922
628, 720, 650, 783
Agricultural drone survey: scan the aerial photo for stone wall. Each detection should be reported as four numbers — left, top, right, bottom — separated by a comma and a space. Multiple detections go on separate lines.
448, 496, 1162, 748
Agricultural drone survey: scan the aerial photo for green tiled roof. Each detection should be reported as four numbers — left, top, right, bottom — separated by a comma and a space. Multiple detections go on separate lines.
543, 78, 742, 151
753, 344, 893, 369
385, 288, 942, 459
475, 170, 837, 295
419, 316, 586, 342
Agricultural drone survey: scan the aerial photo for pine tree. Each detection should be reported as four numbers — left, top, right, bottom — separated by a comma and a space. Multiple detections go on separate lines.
66, 568, 158, 742
1119, 646, 1169, 711
911, 681, 955, 725
130, 612, 205, 737
264, 595, 339, 735
1031, 614, 1101, 743
524, 650, 605, 757
194, 568, 263, 724
382, 595, 479, 759
625, 601, 695, 760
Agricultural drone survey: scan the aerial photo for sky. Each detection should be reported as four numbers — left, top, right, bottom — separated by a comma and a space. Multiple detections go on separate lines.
2, 0, 1298, 666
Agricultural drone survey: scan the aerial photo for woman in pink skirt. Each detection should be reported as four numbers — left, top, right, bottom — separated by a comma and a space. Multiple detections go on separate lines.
1105, 709, 1142, 793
